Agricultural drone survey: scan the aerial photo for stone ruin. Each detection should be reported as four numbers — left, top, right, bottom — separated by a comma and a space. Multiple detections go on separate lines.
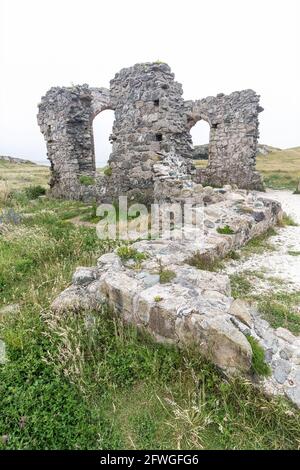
38, 62, 264, 202
43, 63, 300, 408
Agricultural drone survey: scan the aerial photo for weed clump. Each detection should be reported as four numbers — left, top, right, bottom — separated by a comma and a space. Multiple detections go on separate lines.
278, 214, 298, 227
258, 294, 300, 335
25, 185, 46, 199
187, 252, 224, 272
117, 246, 148, 262
246, 336, 271, 377
103, 167, 112, 177
217, 225, 235, 235
159, 269, 176, 284
79, 175, 95, 186
230, 273, 252, 298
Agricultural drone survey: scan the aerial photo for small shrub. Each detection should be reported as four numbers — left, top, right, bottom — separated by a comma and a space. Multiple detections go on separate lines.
24, 185, 46, 199
217, 225, 235, 235
187, 252, 224, 272
228, 251, 241, 260
159, 270, 176, 284
104, 167, 112, 177
117, 246, 148, 262
246, 336, 271, 377
154, 295, 163, 302
79, 175, 95, 186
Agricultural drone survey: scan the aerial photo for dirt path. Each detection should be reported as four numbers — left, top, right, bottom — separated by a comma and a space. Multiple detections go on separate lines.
224, 190, 300, 293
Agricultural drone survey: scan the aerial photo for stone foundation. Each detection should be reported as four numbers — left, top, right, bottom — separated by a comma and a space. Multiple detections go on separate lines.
49, 187, 300, 408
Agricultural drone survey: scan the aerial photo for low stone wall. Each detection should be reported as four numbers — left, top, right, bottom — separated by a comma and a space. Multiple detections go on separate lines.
50, 187, 300, 407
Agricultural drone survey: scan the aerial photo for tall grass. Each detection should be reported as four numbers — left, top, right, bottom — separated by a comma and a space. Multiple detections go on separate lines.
1, 186, 300, 449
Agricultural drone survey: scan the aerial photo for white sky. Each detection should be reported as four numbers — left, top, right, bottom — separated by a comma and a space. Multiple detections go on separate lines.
0, 0, 299, 166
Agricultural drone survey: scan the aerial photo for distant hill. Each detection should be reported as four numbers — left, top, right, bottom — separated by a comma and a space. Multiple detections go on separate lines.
0, 155, 39, 165
256, 146, 300, 190
0, 157, 49, 192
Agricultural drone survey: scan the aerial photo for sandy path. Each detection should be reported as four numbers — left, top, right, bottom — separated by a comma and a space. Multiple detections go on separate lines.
224, 190, 300, 293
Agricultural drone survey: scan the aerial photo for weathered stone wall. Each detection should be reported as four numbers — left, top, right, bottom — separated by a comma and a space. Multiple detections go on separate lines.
37, 85, 111, 199
101, 62, 194, 201
185, 90, 264, 190
38, 63, 264, 200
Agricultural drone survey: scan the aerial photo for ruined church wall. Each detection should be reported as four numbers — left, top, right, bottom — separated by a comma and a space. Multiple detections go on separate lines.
185, 90, 264, 190
102, 62, 194, 201
38, 85, 111, 199
38, 62, 264, 201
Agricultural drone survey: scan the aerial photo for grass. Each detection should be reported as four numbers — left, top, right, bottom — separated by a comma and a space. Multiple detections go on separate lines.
256, 147, 300, 190
256, 292, 300, 335
230, 273, 253, 298
288, 251, 300, 256
229, 270, 300, 335
116, 246, 148, 262
24, 185, 46, 199
246, 336, 271, 377
103, 167, 112, 177
187, 252, 224, 272
240, 227, 277, 256
1, 161, 300, 449
0, 160, 49, 193
279, 214, 298, 227
217, 225, 235, 235
159, 269, 176, 284
79, 175, 95, 186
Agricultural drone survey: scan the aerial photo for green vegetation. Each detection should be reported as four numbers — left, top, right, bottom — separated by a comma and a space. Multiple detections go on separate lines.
217, 225, 235, 235
246, 336, 271, 377
279, 214, 298, 227
288, 250, 300, 256
79, 175, 95, 186
116, 245, 148, 262
229, 268, 300, 335
241, 228, 277, 256
103, 166, 112, 177
229, 273, 253, 298
0, 160, 49, 195
256, 147, 300, 190
1, 160, 300, 449
187, 252, 224, 272
154, 295, 163, 302
159, 269, 176, 284
24, 185, 46, 199
227, 251, 241, 260
257, 292, 300, 335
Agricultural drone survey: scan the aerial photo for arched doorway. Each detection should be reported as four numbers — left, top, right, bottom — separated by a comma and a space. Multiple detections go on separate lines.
190, 119, 210, 169
92, 110, 115, 170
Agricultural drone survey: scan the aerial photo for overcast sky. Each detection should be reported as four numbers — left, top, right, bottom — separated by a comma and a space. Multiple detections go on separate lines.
0, 0, 299, 166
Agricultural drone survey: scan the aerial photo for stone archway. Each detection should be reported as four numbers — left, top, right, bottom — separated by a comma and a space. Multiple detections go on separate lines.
189, 118, 211, 168
37, 86, 112, 199
92, 109, 115, 170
